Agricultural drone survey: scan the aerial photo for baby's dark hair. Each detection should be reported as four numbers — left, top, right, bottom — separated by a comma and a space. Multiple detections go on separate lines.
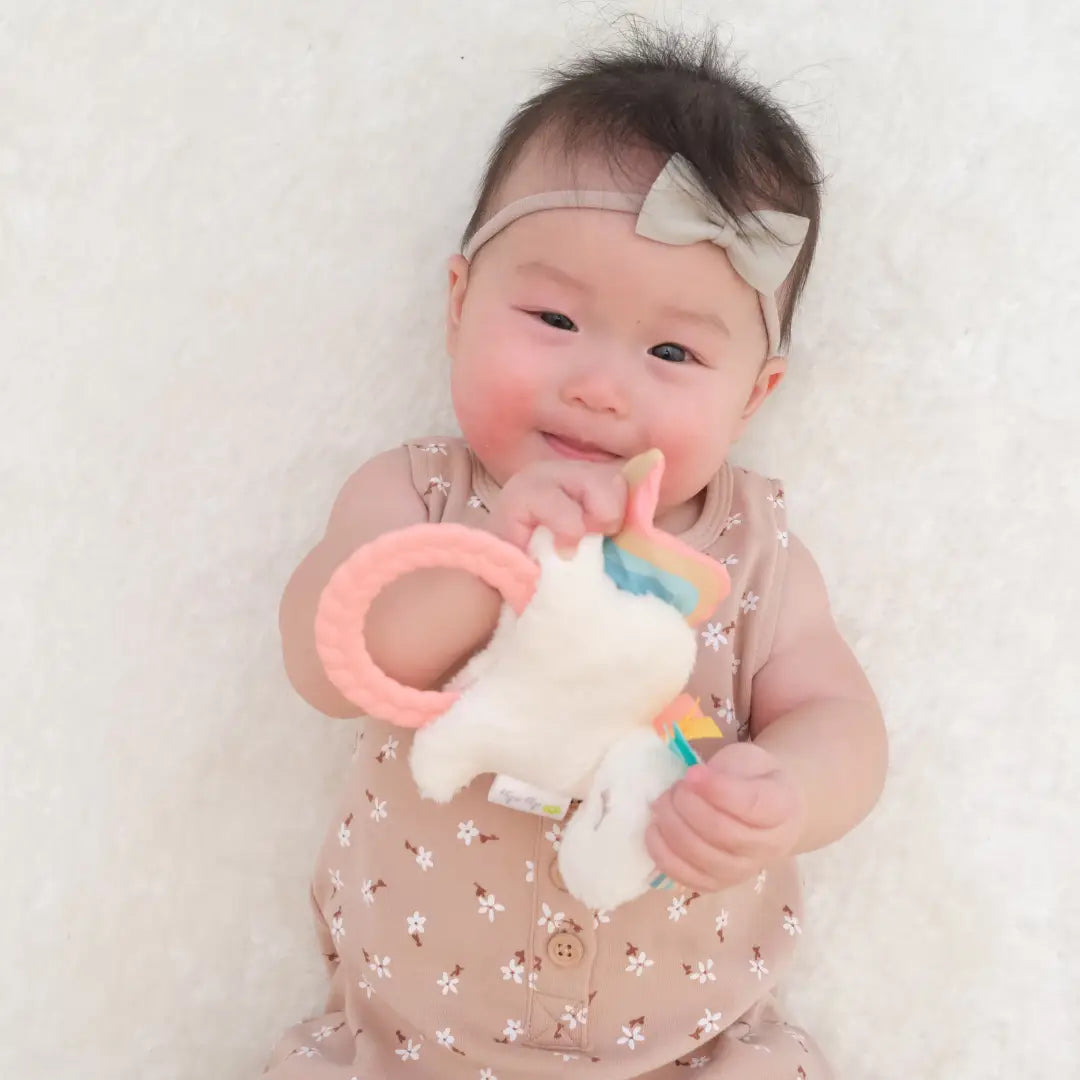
462, 22, 825, 354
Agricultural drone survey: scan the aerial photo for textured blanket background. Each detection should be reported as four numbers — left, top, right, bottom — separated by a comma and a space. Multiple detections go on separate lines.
2, 2, 1076, 1077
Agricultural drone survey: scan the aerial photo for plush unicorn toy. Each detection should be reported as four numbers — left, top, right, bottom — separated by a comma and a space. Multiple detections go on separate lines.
314, 450, 730, 910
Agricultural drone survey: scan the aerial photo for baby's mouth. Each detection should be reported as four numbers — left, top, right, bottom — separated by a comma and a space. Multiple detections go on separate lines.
542, 432, 622, 464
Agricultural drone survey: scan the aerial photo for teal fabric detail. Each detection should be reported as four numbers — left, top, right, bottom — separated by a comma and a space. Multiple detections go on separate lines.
601, 540, 698, 615
668, 725, 703, 767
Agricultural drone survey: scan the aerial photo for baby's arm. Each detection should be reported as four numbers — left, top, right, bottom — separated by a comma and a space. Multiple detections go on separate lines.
646, 534, 887, 890
279, 448, 502, 716
280, 451, 627, 717
747, 534, 887, 852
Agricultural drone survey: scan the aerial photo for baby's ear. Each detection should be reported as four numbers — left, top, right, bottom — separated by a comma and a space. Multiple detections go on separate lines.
445, 254, 470, 354
738, 355, 787, 427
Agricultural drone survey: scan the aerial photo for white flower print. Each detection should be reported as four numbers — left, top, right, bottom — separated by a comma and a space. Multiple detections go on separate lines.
524, 860, 535, 883
291, 1046, 319, 1059
593, 908, 612, 929
415, 846, 434, 871
561, 1004, 589, 1029
501, 956, 525, 984
668, 894, 691, 921
617, 1021, 645, 1050
407, 912, 426, 937
722, 513, 743, 533
478, 893, 506, 922
369, 798, 388, 823
330, 912, 345, 942
545, 822, 563, 851
328, 868, 343, 893
370, 954, 392, 979
714, 697, 736, 726
418, 442, 448, 455
338, 821, 351, 847
361, 879, 376, 905
777, 528, 790, 548
553, 1053, 581, 1063
719, 553, 739, 566
731, 656, 742, 675
468, 494, 486, 510
502, 1019, 524, 1042
689, 959, 716, 984
312, 1025, 336, 1042
626, 949, 654, 976
701, 622, 728, 650
457, 820, 480, 846
435, 1028, 456, 1049
698, 1009, 724, 1037
528, 971, 539, 991
783, 908, 802, 936
767, 488, 785, 509
740, 590, 760, 613
538, 903, 566, 933
754, 869, 768, 893
379, 735, 398, 760
428, 475, 450, 496
479, 1070, 498, 1080
395, 1039, 421, 1061
749, 948, 769, 980
715, 909, 729, 935
437, 971, 460, 995
357, 978, 374, 999
690, 1055, 710, 1068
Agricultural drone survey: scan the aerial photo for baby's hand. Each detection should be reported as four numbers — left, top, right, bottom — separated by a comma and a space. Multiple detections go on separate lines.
486, 459, 628, 553
646, 742, 807, 893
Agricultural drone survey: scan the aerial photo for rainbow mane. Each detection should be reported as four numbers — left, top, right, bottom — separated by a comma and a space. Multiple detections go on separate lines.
603, 450, 730, 626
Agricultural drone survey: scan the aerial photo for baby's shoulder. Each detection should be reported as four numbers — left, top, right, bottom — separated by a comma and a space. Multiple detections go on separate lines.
401, 435, 489, 523
403, 434, 469, 457
705, 463, 789, 559
400, 435, 474, 465
727, 462, 787, 515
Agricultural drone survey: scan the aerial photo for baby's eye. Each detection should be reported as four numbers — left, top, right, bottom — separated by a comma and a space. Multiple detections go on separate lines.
649, 342, 694, 364
535, 311, 578, 332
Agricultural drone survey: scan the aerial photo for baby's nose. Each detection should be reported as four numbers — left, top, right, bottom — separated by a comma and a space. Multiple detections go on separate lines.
559, 358, 630, 416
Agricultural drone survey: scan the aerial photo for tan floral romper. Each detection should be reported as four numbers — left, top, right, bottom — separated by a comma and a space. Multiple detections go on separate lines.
263, 437, 831, 1079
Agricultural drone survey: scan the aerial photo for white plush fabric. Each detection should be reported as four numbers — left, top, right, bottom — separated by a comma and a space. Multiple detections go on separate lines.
1, 3, 1075, 1078
411, 528, 694, 910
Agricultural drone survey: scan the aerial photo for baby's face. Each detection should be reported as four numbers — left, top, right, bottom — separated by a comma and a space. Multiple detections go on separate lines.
446, 142, 784, 518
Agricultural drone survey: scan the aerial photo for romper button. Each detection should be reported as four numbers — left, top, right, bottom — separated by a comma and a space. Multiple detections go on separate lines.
549, 859, 567, 892
547, 931, 584, 967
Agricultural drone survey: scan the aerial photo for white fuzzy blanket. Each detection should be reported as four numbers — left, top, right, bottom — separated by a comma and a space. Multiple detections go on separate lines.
1, 2, 1075, 1077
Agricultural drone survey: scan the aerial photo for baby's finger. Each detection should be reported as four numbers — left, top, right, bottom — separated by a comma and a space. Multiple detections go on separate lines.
644, 823, 723, 894
651, 791, 755, 884
688, 766, 795, 830
669, 780, 768, 858
526, 490, 588, 551
557, 466, 627, 535
578, 472, 629, 535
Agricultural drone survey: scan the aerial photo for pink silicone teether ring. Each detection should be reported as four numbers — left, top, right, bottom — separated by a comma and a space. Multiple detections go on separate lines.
314, 523, 540, 728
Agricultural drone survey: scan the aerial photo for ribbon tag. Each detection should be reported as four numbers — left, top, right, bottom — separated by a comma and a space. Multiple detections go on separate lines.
488, 775, 573, 820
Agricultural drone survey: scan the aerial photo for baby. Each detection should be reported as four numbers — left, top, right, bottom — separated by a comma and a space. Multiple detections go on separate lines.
265, 25, 886, 1080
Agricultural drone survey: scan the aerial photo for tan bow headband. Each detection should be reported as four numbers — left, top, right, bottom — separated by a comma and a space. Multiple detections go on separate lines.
462, 154, 810, 359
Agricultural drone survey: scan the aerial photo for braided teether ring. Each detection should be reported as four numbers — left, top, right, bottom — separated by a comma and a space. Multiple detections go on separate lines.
314, 523, 540, 728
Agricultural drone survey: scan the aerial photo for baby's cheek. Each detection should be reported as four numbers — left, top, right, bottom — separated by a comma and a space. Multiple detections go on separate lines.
651, 408, 731, 501
451, 350, 542, 476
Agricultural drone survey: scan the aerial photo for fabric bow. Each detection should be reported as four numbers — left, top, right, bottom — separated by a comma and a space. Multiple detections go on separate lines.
636, 155, 810, 300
